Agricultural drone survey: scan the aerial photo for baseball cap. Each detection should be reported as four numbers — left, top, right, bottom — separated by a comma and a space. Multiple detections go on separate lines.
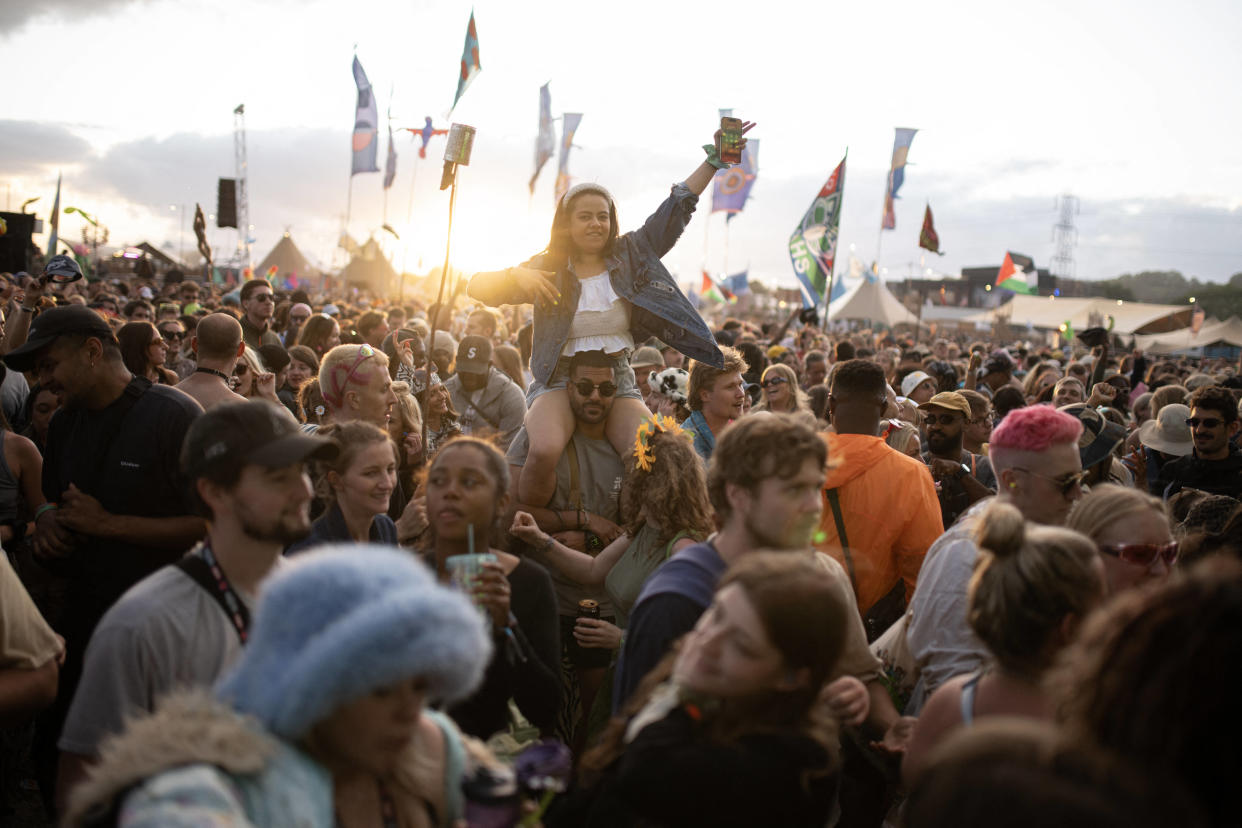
1058, 403, 1127, 470
917, 391, 973, 419
258, 344, 291, 374
901, 371, 935, 397
181, 401, 338, 479
455, 335, 492, 374
43, 254, 83, 282
2, 305, 115, 373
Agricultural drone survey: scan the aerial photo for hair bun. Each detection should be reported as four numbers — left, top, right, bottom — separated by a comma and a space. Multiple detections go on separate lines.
976, 501, 1027, 559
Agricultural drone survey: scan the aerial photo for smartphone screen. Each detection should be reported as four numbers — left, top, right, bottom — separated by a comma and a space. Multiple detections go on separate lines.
719, 117, 743, 165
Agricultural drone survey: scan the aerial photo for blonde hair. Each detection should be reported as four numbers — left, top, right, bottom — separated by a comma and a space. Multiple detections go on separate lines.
318, 344, 390, 411
1066, 484, 1166, 544
687, 346, 748, 412
491, 344, 526, 392
391, 381, 422, 436
968, 501, 1102, 678
754, 363, 809, 415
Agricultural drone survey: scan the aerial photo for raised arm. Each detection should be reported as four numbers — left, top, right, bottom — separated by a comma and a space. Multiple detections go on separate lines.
684, 121, 756, 196
510, 510, 629, 587
467, 266, 560, 308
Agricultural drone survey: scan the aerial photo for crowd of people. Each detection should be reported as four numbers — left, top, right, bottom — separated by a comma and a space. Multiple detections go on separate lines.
1, 137, 1241, 827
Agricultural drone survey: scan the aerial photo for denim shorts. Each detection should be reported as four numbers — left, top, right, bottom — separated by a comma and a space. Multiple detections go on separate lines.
526, 351, 641, 405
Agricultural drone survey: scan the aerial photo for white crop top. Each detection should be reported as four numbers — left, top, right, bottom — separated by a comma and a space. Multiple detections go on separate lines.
562, 272, 633, 356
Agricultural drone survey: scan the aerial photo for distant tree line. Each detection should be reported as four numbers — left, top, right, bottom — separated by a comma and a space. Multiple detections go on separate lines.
1057, 270, 1242, 320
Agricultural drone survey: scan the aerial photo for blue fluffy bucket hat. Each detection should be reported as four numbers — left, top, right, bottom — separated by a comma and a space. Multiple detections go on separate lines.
216, 545, 491, 740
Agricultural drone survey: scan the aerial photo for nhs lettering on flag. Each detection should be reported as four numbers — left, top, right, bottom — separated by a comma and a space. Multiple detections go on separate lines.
788, 229, 826, 309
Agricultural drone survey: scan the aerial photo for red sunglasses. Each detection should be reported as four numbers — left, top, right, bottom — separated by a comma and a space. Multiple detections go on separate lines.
1099, 542, 1177, 567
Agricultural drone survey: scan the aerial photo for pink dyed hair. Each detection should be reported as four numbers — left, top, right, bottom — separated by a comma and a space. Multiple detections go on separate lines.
991, 405, 1083, 453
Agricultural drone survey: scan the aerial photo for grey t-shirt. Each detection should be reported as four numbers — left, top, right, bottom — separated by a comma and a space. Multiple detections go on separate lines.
58, 548, 259, 757
507, 427, 623, 616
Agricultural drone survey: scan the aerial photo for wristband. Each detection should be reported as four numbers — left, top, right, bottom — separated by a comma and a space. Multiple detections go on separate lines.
35, 502, 58, 520
19, 305, 35, 314
539, 535, 555, 555
702, 144, 728, 170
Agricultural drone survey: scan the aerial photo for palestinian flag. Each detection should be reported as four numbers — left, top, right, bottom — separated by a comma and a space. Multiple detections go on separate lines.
995, 252, 1035, 294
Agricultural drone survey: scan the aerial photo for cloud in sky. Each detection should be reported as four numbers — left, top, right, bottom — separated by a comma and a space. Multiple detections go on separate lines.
0, 0, 147, 33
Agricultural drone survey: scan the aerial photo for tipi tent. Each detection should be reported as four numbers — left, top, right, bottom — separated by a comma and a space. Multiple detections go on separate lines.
827, 279, 921, 327
256, 233, 315, 284
341, 237, 398, 292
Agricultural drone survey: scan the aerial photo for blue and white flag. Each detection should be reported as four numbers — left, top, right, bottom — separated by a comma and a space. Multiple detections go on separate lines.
529, 83, 555, 195
351, 57, 380, 176
723, 270, 750, 296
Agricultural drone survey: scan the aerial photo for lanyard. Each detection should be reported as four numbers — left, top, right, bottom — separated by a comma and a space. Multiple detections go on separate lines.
196, 542, 250, 644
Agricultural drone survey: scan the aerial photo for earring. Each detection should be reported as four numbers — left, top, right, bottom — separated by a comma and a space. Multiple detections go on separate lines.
1008, 482, 1017, 489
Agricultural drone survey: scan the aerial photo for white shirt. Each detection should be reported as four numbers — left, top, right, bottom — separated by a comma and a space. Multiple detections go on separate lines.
562, 273, 633, 356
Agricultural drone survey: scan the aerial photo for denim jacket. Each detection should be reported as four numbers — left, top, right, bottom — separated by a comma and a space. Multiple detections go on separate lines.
468, 183, 724, 385
682, 410, 716, 463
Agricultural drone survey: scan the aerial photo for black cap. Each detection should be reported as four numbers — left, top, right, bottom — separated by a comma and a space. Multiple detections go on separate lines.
43, 254, 83, 282
257, 343, 291, 374
3, 305, 115, 373
1058, 403, 1127, 470
181, 401, 338, 479
456, 335, 492, 374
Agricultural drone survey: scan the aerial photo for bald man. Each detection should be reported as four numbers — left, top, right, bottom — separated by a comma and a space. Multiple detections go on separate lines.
175, 313, 249, 411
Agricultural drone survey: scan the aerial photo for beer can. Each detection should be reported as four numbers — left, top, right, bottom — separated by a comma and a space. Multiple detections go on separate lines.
577, 599, 600, 620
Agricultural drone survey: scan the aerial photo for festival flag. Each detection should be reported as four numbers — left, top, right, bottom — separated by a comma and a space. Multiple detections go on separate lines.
723, 270, 750, 296
711, 139, 759, 220
995, 251, 1036, 294
918, 203, 943, 255
265, 264, 278, 282
383, 124, 398, 189
881, 128, 917, 230
529, 83, 556, 195
46, 173, 62, 256
829, 268, 849, 303
554, 113, 583, 203
351, 57, 380, 175
451, 11, 481, 114
700, 271, 735, 303
788, 154, 846, 309
403, 117, 449, 159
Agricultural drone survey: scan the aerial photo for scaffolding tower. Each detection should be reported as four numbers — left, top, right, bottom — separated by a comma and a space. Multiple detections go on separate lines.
1051, 194, 1078, 289
233, 103, 252, 267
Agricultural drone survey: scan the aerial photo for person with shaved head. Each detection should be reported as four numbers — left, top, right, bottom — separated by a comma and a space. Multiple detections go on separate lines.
175, 313, 248, 411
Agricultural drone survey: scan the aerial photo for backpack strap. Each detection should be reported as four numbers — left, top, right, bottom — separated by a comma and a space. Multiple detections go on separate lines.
825, 488, 858, 593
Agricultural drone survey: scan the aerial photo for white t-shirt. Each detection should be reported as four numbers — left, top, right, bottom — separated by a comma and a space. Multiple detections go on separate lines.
58, 549, 261, 757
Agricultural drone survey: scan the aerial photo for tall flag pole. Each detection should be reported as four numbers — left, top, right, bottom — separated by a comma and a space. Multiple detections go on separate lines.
46, 172, 62, 256
554, 113, 583, 204
788, 153, 847, 311
918, 203, 943, 255
875, 127, 917, 275
530, 83, 556, 195
450, 11, 481, 115
347, 55, 381, 235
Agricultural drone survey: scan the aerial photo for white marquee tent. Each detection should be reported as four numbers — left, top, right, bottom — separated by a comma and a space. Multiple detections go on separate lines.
827, 279, 922, 327
1133, 316, 1242, 354
961, 295, 1190, 335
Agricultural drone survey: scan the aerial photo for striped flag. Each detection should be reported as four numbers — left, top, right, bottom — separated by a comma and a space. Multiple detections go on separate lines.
351, 57, 380, 175
451, 11, 481, 114
881, 128, 917, 230
530, 83, 555, 194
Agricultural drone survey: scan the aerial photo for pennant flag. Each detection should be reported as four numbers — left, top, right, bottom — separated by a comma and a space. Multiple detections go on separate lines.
47, 173, 62, 256
918, 203, 943, 255
451, 11, 481, 114
711, 139, 759, 219
265, 265, 279, 282
995, 251, 1036, 294
529, 83, 556, 195
554, 113, 583, 203
723, 270, 750, 296
881, 127, 917, 230
383, 124, 398, 189
193, 203, 212, 264
788, 154, 846, 309
351, 57, 380, 176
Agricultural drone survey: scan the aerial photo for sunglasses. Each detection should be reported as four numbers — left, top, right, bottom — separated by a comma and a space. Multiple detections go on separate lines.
1099, 542, 1178, 568
1186, 417, 1223, 429
922, 413, 963, 426
1013, 467, 1087, 497
761, 376, 789, 389
572, 379, 617, 397
251, 293, 274, 303
160, 330, 185, 341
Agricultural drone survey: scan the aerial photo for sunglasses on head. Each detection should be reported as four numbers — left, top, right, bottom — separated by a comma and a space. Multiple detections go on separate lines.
573, 379, 617, 398
1186, 417, 1223, 429
1099, 542, 1177, 568
1013, 467, 1086, 497
761, 376, 789, 388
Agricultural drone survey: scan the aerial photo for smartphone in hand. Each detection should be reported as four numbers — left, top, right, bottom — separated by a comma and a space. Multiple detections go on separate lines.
718, 116, 744, 165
